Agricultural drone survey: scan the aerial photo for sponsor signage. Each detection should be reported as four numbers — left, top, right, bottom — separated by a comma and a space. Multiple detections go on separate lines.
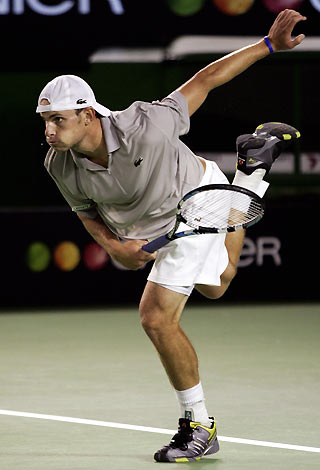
1, 0, 319, 17
0, 195, 317, 307
0, 0, 124, 15
0, 0, 319, 71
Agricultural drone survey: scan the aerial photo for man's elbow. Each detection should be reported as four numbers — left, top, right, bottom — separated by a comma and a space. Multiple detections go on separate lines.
199, 64, 226, 91
76, 211, 86, 222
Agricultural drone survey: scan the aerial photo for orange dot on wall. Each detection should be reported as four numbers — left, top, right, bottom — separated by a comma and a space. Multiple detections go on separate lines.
212, 0, 255, 15
53, 241, 81, 271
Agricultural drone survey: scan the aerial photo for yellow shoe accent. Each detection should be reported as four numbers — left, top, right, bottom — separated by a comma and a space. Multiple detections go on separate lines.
189, 420, 217, 443
282, 134, 292, 140
175, 458, 189, 462
190, 421, 199, 430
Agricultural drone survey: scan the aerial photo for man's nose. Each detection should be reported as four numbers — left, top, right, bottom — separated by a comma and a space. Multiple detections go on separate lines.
45, 122, 56, 137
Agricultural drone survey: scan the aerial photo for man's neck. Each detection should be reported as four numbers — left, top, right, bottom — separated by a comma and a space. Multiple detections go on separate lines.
73, 119, 109, 166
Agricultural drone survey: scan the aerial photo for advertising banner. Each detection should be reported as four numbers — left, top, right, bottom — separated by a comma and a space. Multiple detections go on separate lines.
0, 0, 319, 70
1, 194, 317, 308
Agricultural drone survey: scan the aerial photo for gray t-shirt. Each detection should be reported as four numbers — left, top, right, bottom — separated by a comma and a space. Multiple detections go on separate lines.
44, 91, 204, 239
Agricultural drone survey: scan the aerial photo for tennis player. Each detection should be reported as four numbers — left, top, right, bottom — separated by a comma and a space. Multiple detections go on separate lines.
36, 9, 305, 462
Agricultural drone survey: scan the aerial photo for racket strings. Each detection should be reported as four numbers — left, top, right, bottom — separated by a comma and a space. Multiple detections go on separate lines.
180, 189, 263, 230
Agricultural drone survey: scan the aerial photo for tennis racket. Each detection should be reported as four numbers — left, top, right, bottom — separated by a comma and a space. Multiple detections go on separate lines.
142, 184, 265, 253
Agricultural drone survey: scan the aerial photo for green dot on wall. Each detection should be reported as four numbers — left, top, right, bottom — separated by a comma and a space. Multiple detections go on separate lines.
167, 0, 205, 16
26, 241, 51, 272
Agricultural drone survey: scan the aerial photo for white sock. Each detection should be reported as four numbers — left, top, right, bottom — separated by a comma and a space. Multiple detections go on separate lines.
175, 382, 211, 427
232, 168, 269, 198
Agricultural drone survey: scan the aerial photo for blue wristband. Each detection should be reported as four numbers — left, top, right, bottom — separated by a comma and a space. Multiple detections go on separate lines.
264, 36, 274, 54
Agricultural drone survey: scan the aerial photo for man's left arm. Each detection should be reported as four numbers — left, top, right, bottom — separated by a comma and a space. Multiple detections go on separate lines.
177, 9, 306, 116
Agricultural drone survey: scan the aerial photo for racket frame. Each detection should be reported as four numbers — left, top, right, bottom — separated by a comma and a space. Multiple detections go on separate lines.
142, 184, 265, 253
177, 183, 265, 234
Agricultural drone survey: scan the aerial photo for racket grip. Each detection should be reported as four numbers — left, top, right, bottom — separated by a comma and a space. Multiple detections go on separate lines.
142, 235, 170, 253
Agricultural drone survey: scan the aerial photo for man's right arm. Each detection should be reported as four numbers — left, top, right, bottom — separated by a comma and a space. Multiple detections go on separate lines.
77, 212, 156, 270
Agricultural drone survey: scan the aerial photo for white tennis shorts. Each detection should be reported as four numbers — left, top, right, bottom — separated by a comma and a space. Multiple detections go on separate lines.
147, 159, 229, 296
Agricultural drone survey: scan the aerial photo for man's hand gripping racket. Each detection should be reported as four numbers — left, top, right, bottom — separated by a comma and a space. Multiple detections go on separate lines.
142, 184, 265, 253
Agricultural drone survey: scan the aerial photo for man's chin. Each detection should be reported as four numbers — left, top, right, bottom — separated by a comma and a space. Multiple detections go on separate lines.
49, 142, 70, 151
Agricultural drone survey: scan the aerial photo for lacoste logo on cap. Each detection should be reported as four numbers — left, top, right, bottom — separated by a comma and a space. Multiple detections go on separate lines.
76, 99, 87, 104
134, 157, 144, 167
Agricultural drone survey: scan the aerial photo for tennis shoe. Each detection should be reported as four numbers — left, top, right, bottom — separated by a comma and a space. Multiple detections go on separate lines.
236, 122, 301, 175
154, 417, 219, 462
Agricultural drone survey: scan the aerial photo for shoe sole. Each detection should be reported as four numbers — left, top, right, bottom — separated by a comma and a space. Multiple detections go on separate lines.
255, 122, 301, 142
172, 437, 220, 462
154, 419, 219, 463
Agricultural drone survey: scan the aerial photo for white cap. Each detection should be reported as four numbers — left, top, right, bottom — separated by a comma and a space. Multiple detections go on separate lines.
36, 74, 111, 117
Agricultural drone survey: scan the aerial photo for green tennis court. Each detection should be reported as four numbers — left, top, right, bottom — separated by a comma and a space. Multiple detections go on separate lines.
0, 304, 319, 469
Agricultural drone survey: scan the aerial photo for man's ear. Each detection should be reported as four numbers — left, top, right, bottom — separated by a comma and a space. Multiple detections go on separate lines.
83, 107, 96, 125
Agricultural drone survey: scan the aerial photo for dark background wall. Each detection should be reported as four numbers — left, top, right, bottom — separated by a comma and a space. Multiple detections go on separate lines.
1, 0, 319, 306
0, 0, 318, 70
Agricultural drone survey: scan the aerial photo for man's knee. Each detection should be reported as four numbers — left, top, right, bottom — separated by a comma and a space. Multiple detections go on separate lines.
220, 260, 238, 286
139, 302, 165, 334
195, 284, 227, 300
139, 295, 177, 336
195, 261, 238, 300
139, 282, 188, 335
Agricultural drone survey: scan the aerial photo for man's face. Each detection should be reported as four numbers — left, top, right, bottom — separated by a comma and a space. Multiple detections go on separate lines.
40, 103, 87, 152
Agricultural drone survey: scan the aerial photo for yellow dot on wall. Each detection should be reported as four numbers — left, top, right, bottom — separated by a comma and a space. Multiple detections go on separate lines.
212, 0, 255, 15
53, 241, 81, 272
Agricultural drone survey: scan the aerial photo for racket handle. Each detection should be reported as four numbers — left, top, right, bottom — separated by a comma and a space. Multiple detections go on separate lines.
142, 235, 171, 253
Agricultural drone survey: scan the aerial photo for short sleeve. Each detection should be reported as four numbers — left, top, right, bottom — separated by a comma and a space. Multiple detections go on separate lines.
53, 177, 98, 219
157, 90, 190, 135
139, 90, 190, 141
44, 149, 98, 219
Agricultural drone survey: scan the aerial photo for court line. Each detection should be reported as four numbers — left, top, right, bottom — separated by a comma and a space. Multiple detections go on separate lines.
0, 409, 319, 454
